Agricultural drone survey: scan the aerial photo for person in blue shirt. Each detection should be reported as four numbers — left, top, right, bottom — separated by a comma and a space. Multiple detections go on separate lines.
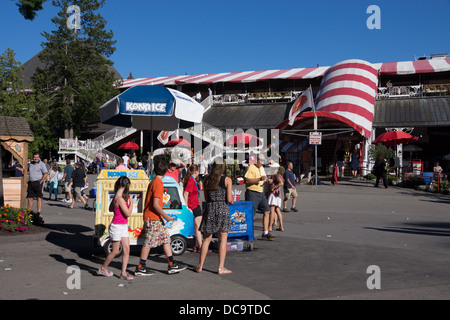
283, 162, 298, 212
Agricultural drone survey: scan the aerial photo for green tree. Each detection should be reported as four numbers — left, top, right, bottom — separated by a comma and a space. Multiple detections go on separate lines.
12, 0, 47, 20
369, 143, 395, 163
33, 0, 120, 140
0, 47, 57, 156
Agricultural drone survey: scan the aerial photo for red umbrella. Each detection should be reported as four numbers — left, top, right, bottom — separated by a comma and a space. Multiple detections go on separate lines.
165, 138, 191, 148
118, 142, 139, 150
372, 131, 418, 146
226, 133, 262, 147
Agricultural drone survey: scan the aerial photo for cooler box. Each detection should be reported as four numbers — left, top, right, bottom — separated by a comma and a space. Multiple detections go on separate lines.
228, 201, 254, 240
227, 239, 244, 252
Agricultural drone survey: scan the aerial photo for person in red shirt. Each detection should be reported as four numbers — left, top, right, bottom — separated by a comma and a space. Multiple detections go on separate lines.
135, 160, 187, 276
165, 161, 185, 183
182, 165, 204, 252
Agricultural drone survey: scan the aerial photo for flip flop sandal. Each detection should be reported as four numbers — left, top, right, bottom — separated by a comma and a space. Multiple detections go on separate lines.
218, 268, 232, 275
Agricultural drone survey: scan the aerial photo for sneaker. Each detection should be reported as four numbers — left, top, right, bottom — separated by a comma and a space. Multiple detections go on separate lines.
168, 262, 187, 274
261, 233, 275, 241
120, 273, 134, 280
291, 207, 298, 212
96, 268, 113, 277
134, 266, 155, 276
283, 208, 290, 213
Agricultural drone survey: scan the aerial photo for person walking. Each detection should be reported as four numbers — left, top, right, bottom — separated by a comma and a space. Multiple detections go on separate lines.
135, 160, 187, 276
97, 176, 134, 280
244, 153, 273, 240
61, 159, 74, 203
182, 165, 204, 253
283, 161, 298, 212
68, 162, 89, 209
267, 166, 285, 232
48, 165, 59, 201
27, 152, 48, 214
193, 158, 233, 275
351, 150, 359, 178
372, 154, 388, 188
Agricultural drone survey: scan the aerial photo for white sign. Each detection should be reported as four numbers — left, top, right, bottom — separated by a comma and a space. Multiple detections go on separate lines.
66, 5, 81, 30
309, 132, 322, 145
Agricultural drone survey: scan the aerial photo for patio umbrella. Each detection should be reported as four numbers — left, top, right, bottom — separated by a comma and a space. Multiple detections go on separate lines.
225, 133, 262, 147
118, 142, 139, 150
99, 85, 204, 131
99, 85, 204, 169
165, 138, 191, 148
372, 130, 418, 146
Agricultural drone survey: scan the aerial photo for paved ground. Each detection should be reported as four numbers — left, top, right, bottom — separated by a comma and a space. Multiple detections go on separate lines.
1, 173, 450, 301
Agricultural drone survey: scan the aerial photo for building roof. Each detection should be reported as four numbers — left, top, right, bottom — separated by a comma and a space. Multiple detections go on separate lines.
204, 97, 450, 132
0, 116, 34, 141
373, 97, 450, 128
21, 50, 123, 88
120, 58, 450, 88
203, 104, 290, 130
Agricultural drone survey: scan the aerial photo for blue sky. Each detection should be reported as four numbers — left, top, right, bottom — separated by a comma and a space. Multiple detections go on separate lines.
1, 0, 449, 79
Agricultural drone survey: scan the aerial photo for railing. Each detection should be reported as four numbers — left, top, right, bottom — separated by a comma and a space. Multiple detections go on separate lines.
59, 137, 121, 166
92, 127, 137, 149
212, 91, 303, 105
376, 84, 450, 99
376, 85, 422, 99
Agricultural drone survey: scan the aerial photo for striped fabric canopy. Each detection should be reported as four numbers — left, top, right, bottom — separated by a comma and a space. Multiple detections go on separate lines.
119, 58, 450, 88
311, 59, 379, 139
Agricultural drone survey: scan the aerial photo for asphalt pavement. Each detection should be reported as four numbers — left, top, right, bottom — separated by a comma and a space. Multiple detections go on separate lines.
1, 173, 450, 301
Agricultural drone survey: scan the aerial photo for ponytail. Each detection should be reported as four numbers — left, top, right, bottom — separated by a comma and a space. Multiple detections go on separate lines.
182, 165, 199, 189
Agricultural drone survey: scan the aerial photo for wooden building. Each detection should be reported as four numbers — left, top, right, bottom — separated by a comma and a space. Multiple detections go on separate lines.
0, 116, 34, 208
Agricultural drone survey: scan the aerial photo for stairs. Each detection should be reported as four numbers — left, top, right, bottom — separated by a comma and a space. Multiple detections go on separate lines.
58, 126, 136, 164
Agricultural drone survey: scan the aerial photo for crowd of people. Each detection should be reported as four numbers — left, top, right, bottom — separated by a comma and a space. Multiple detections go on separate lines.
91, 152, 302, 279
24, 154, 92, 214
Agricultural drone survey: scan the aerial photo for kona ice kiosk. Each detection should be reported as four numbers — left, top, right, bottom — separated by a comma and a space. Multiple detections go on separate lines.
93, 170, 195, 256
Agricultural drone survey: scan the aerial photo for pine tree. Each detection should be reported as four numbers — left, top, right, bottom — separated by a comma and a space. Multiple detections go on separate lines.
13, 0, 47, 20
0, 47, 57, 156
33, 0, 120, 139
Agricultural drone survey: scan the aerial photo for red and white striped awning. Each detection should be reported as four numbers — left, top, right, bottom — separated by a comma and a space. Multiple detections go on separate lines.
119, 58, 450, 89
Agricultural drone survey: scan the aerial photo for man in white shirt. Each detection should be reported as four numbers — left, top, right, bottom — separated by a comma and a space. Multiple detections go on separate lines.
199, 156, 208, 179
122, 153, 129, 168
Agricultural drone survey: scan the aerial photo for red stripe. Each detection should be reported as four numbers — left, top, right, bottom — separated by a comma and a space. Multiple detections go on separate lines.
315, 87, 376, 105
303, 111, 370, 138
228, 70, 269, 83
318, 103, 374, 122
412, 60, 434, 73
198, 72, 241, 84
324, 62, 378, 78
320, 74, 378, 91
256, 69, 294, 81
380, 62, 398, 75
286, 67, 318, 79
177, 73, 220, 83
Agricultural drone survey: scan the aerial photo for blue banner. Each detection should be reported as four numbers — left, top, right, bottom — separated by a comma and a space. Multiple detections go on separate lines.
119, 85, 175, 116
